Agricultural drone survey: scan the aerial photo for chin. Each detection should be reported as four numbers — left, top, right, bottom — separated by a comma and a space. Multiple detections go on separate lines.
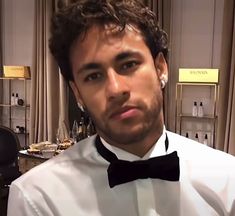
101, 123, 152, 145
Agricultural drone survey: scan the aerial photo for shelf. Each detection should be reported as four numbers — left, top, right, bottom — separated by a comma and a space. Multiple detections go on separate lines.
181, 129, 212, 133
0, 117, 29, 121
0, 77, 30, 80
0, 104, 11, 107
0, 76, 30, 148
179, 114, 217, 120
175, 82, 219, 148
0, 104, 30, 108
176, 82, 217, 87
15, 132, 29, 135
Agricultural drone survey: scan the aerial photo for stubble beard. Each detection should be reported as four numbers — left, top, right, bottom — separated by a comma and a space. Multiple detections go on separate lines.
88, 94, 163, 146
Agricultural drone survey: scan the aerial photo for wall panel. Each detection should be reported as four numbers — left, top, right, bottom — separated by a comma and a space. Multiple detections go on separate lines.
167, 0, 224, 131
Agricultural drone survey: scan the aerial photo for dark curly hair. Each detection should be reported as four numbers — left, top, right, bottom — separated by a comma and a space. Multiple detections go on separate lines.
49, 0, 168, 81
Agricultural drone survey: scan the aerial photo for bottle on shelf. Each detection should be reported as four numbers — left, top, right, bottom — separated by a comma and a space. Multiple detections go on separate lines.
195, 133, 199, 142
19, 126, 25, 133
203, 134, 208, 146
198, 102, 204, 117
11, 93, 15, 105
15, 93, 19, 105
15, 126, 20, 133
185, 132, 189, 138
192, 101, 198, 117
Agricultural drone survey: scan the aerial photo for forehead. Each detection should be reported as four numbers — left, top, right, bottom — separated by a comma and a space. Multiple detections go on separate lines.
69, 24, 149, 69
75, 23, 143, 46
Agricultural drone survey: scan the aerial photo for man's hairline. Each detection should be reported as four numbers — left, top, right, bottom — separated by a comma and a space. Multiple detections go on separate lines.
67, 22, 151, 82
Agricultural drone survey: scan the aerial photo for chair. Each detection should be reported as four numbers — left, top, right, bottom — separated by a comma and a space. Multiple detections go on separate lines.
0, 174, 9, 216
0, 125, 22, 216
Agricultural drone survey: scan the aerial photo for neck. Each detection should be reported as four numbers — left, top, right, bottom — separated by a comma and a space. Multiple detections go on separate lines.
98, 118, 164, 157
112, 125, 164, 157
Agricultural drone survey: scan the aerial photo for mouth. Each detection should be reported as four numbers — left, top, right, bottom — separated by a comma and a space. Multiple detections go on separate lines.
109, 106, 140, 120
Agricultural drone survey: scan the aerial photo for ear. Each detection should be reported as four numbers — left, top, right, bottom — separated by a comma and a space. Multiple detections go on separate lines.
69, 81, 85, 107
154, 52, 168, 83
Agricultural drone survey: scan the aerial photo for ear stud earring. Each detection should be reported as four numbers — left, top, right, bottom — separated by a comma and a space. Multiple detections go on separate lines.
77, 102, 85, 112
161, 79, 166, 89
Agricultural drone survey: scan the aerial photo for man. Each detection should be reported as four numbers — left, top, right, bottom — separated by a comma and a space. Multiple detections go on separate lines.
7, 0, 235, 215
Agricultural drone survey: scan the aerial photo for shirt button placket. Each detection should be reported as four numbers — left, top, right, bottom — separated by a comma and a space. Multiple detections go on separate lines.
136, 179, 159, 216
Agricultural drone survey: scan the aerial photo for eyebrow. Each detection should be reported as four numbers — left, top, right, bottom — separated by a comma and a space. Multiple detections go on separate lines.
77, 50, 141, 74
78, 63, 102, 74
115, 51, 140, 62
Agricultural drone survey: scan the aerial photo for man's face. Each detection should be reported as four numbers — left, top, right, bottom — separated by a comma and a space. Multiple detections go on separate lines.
69, 24, 167, 146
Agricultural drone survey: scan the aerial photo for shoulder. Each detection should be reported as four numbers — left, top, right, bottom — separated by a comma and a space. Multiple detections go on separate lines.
166, 131, 235, 213
166, 131, 235, 189
166, 130, 235, 180
166, 130, 235, 162
8, 135, 106, 214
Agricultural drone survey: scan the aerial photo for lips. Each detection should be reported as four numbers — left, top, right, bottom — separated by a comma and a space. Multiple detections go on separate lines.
109, 106, 140, 120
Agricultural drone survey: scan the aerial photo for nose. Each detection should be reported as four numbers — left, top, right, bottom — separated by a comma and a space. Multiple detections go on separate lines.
105, 68, 130, 101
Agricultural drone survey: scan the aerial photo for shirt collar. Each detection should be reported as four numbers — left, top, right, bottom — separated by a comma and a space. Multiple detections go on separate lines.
100, 127, 167, 161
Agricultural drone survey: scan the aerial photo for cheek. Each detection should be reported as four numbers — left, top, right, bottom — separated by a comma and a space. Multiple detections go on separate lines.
81, 91, 105, 114
133, 69, 160, 93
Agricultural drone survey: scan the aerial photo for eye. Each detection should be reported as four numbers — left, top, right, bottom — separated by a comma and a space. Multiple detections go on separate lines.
84, 72, 103, 82
120, 60, 140, 72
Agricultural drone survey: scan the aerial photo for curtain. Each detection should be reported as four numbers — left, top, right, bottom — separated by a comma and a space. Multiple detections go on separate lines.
216, 0, 235, 156
0, 0, 3, 107
56, 0, 83, 132
0, 0, 2, 73
30, 0, 69, 144
144, 0, 172, 130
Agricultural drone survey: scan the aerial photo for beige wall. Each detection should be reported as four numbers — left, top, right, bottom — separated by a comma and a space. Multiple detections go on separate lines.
1, 0, 35, 147
170, 0, 223, 69
168, 0, 224, 132
2, 0, 35, 66
2, 0, 34, 99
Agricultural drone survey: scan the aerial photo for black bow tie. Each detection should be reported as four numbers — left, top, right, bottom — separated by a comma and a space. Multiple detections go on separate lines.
95, 135, 180, 188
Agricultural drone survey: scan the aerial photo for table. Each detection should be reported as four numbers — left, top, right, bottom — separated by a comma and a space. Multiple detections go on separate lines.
18, 150, 48, 174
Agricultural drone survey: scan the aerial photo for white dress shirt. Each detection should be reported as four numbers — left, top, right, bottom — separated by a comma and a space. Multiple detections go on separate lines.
7, 130, 235, 216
